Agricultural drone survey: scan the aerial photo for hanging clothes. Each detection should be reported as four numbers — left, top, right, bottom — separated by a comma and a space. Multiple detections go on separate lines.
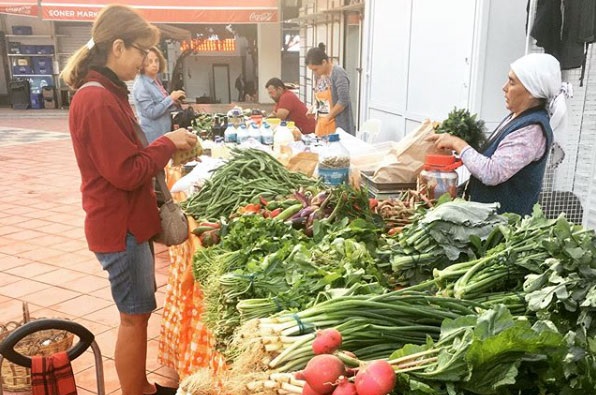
529, 0, 562, 59
529, 0, 596, 85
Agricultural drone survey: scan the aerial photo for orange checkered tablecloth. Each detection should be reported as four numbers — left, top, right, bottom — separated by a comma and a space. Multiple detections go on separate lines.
157, 166, 226, 379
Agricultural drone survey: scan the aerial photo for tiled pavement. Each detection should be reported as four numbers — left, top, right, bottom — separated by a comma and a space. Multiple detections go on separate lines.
0, 108, 178, 394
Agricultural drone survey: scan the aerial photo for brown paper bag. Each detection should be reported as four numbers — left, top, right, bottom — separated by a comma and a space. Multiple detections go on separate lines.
373, 120, 444, 183
372, 162, 419, 183
287, 152, 319, 177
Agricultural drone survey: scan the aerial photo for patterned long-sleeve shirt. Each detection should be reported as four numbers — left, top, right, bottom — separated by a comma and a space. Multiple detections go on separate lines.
460, 120, 546, 186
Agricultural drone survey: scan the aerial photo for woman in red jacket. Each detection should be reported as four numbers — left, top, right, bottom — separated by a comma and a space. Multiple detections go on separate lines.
60, 5, 197, 395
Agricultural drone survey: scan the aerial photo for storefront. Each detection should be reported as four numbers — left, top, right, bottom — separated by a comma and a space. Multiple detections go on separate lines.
0, 0, 281, 105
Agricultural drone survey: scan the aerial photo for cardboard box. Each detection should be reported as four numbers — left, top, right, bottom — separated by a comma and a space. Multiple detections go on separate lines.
20, 45, 36, 54
8, 42, 21, 54
32, 57, 53, 75
36, 45, 55, 54
30, 92, 44, 109
13, 65, 33, 75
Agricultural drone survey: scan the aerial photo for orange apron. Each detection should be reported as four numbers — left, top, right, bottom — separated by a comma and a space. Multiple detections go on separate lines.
314, 78, 336, 137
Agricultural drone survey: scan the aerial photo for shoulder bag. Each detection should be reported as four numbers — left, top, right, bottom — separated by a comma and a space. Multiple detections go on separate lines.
132, 122, 189, 247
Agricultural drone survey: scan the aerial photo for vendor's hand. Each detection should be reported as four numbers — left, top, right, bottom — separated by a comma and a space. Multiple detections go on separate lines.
170, 90, 186, 102
426, 133, 469, 154
165, 128, 198, 150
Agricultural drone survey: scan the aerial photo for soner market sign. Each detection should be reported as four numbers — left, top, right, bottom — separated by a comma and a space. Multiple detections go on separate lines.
39, 0, 279, 23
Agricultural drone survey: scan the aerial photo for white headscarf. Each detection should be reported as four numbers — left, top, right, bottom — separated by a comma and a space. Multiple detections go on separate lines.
510, 53, 572, 136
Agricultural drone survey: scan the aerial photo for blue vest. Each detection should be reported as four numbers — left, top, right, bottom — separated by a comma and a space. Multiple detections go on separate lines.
467, 107, 553, 216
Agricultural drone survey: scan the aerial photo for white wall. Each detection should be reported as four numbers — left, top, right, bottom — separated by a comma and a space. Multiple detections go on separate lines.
474, 0, 527, 129
183, 54, 242, 103
257, 22, 281, 104
361, 0, 528, 141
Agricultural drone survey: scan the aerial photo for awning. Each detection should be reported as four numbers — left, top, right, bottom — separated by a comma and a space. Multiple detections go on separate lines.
0, 1, 39, 17
156, 24, 191, 41
40, 0, 279, 23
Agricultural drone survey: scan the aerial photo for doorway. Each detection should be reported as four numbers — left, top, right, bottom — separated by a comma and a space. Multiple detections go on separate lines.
212, 64, 231, 104
344, 12, 362, 128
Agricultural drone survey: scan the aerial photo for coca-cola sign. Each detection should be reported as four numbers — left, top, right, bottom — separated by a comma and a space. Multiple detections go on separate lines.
249, 12, 274, 22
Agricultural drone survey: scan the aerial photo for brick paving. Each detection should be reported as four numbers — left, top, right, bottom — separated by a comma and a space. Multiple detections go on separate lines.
0, 108, 178, 394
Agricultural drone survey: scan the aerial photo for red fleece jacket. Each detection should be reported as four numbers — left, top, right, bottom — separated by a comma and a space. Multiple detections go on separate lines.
69, 69, 176, 252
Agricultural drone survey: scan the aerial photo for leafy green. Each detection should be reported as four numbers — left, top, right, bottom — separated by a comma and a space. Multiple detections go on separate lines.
393, 306, 566, 395
376, 200, 506, 287
434, 107, 487, 150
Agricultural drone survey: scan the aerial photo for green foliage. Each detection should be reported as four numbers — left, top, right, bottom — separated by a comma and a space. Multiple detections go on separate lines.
435, 107, 487, 150
393, 306, 567, 395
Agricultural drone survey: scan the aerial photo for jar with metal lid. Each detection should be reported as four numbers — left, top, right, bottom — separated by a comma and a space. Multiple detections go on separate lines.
419, 154, 462, 200
318, 133, 350, 186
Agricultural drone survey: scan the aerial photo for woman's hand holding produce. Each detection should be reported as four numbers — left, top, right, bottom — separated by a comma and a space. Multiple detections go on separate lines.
427, 132, 469, 154
170, 89, 186, 102
165, 128, 198, 150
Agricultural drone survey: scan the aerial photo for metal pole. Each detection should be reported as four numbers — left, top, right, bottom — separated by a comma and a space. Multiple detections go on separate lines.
525, 0, 537, 55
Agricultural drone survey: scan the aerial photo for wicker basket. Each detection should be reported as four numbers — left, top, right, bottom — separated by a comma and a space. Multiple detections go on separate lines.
0, 303, 74, 393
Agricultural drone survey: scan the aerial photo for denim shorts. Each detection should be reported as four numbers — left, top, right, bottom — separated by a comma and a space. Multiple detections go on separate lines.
95, 233, 157, 315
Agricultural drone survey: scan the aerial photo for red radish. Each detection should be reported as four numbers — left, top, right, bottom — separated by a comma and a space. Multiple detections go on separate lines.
302, 354, 346, 394
354, 360, 396, 395
295, 371, 306, 381
302, 382, 324, 395
332, 376, 358, 395
312, 328, 343, 355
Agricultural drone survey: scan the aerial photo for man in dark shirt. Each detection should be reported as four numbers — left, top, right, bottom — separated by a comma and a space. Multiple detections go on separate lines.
265, 77, 316, 134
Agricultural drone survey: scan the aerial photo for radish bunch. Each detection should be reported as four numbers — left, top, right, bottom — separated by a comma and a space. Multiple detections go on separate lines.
295, 328, 396, 395
312, 328, 343, 355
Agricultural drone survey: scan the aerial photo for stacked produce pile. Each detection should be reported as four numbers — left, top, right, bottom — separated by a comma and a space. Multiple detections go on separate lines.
177, 149, 595, 395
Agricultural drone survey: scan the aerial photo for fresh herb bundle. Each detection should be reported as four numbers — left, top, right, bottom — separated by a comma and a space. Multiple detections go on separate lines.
435, 107, 486, 150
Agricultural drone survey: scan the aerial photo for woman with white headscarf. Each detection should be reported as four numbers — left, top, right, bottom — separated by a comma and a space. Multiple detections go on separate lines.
428, 53, 571, 216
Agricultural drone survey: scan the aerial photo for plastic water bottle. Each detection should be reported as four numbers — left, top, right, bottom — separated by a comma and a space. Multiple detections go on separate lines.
274, 121, 294, 154
248, 122, 262, 143
236, 123, 249, 144
224, 124, 237, 143
318, 133, 350, 186
261, 122, 273, 145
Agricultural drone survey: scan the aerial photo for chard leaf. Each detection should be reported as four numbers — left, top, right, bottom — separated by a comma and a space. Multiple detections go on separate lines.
526, 284, 567, 310
548, 270, 566, 284
565, 246, 586, 260
473, 305, 516, 340
438, 315, 477, 343
463, 308, 565, 394
580, 285, 596, 307
523, 272, 549, 292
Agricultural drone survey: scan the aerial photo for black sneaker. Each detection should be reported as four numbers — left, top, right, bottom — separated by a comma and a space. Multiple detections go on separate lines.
145, 383, 178, 395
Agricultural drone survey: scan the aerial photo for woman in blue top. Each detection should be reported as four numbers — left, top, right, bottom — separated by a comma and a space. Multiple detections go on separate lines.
132, 46, 186, 143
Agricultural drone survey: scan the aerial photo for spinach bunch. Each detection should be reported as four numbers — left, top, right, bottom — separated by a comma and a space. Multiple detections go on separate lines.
523, 216, 596, 393
377, 200, 507, 287
435, 107, 487, 150
393, 305, 567, 395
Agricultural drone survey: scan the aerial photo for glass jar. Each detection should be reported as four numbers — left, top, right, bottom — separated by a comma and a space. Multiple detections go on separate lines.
419, 154, 461, 199
318, 133, 350, 186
